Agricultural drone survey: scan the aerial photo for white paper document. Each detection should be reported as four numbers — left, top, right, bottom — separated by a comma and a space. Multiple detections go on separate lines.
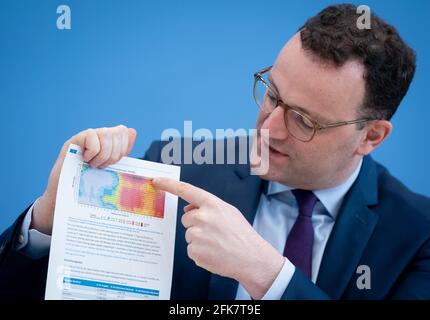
45, 144, 180, 300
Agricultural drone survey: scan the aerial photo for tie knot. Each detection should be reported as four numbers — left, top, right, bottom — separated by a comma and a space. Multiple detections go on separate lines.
292, 189, 318, 217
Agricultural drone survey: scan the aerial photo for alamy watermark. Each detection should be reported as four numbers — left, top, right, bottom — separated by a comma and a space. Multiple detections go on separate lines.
159, 121, 270, 175
356, 5, 371, 30
356, 265, 371, 290
55, 4, 371, 33
57, 4, 71, 30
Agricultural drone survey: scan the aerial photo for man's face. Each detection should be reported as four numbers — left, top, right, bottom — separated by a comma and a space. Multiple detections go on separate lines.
256, 33, 367, 189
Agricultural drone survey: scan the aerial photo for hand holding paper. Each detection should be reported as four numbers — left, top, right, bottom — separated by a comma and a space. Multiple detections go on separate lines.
45, 144, 180, 300
33, 125, 137, 235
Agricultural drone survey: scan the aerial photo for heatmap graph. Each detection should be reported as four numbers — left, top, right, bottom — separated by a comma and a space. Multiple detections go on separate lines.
77, 165, 165, 218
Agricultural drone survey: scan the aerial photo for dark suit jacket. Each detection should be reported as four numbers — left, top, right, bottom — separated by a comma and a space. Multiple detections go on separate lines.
1, 139, 430, 299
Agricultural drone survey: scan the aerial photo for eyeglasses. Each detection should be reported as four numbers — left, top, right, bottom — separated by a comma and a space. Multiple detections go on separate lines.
253, 66, 373, 142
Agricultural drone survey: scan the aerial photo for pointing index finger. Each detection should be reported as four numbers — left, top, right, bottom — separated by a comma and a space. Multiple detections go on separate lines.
152, 177, 212, 207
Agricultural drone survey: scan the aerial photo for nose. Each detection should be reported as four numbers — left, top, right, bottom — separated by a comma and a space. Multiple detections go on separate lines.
261, 106, 289, 140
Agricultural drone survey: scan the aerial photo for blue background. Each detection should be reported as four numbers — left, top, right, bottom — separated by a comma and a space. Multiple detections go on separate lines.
0, 0, 429, 233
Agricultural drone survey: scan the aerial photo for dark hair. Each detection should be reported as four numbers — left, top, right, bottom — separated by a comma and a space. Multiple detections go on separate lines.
299, 3, 416, 120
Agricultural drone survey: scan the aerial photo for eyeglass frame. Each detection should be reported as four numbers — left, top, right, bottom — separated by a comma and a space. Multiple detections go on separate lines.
253, 65, 374, 142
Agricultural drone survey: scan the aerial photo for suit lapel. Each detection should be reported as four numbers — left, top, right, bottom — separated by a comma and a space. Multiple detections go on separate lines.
207, 164, 264, 299
316, 156, 379, 298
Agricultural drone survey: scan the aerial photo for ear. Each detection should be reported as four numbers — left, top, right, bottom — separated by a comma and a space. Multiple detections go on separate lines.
356, 120, 393, 156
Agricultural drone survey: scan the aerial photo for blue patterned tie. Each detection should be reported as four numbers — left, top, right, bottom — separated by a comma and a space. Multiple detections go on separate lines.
283, 189, 318, 278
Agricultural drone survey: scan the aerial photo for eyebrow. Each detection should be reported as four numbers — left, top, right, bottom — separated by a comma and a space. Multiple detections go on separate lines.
267, 73, 330, 124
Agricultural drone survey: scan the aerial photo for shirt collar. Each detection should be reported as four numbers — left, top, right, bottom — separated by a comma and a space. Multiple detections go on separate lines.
266, 158, 363, 220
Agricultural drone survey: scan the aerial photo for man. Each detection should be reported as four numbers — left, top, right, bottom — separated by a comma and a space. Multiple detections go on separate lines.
1, 4, 429, 299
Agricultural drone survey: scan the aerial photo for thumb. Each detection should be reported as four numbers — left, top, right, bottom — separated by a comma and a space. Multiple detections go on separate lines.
126, 128, 137, 156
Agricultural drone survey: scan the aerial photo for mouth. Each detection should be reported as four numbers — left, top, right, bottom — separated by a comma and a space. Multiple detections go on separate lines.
268, 145, 289, 157
260, 138, 289, 158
